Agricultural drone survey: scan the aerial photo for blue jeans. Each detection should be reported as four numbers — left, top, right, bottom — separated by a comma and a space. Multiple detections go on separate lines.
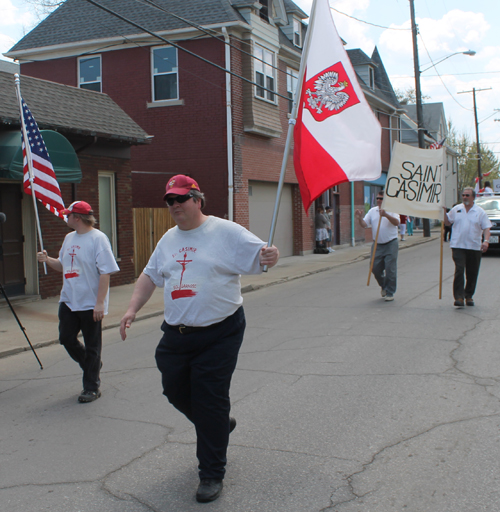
371, 238, 398, 296
155, 307, 245, 480
58, 302, 102, 391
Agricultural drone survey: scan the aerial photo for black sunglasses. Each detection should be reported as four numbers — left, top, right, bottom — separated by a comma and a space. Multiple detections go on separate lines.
165, 193, 193, 206
376, 197, 383, 200
462, 193, 471, 197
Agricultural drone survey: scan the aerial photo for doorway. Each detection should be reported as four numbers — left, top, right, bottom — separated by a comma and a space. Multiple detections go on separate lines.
0, 183, 25, 296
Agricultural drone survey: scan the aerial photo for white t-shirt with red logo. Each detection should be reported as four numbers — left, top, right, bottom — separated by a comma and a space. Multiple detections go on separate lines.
144, 216, 265, 327
58, 229, 120, 313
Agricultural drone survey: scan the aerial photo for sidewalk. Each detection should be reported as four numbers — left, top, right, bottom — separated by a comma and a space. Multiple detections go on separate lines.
0, 231, 438, 359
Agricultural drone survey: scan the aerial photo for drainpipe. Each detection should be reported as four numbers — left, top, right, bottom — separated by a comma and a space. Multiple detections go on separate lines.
351, 182, 355, 246
222, 27, 233, 221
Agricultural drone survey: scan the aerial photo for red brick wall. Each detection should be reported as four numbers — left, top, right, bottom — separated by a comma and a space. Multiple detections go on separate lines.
231, 41, 314, 253
37, 154, 135, 298
22, 39, 229, 218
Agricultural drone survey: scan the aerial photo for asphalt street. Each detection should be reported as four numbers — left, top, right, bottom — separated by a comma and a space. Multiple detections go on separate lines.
1, 240, 500, 511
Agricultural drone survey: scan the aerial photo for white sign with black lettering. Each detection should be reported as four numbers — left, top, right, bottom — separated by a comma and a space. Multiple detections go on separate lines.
382, 141, 445, 220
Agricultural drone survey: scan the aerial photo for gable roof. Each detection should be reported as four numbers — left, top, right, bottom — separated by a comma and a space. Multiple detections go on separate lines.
8, 0, 307, 57
404, 102, 447, 138
0, 71, 149, 143
347, 49, 373, 67
370, 47, 399, 107
8, 0, 248, 54
346, 48, 400, 111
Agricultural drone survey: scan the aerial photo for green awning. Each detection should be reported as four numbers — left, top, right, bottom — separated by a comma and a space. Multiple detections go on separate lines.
0, 130, 81, 183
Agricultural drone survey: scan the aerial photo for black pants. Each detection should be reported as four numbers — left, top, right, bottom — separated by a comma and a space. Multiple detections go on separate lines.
444, 225, 452, 241
155, 307, 245, 480
452, 248, 482, 300
58, 302, 102, 391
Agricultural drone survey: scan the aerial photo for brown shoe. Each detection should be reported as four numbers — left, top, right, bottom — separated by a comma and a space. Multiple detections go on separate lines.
454, 299, 464, 307
466, 298, 475, 306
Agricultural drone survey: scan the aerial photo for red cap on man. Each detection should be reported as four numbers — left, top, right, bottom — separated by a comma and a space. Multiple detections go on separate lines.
163, 175, 200, 199
62, 201, 93, 215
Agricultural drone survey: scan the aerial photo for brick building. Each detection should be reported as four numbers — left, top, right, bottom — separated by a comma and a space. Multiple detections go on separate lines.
0, 70, 149, 298
5, 0, 403, 255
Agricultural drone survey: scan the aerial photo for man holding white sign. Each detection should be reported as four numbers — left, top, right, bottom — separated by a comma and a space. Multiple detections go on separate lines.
355, 191, 400, 301
443, 187, 492, 307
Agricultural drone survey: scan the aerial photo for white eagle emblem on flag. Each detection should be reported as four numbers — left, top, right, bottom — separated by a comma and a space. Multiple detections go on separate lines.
306, 71, 349, 114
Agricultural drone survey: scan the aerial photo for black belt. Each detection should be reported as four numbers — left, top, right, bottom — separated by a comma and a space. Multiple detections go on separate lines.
165, 319, 224, 335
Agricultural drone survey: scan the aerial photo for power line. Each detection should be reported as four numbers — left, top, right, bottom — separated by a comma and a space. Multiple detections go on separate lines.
329, 6, 410, 31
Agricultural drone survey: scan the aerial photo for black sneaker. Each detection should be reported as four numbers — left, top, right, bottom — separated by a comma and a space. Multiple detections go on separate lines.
196, 479, 223, 503
229, 417, 237, 433
454, 299, 465, 307
78, 389, 101, 403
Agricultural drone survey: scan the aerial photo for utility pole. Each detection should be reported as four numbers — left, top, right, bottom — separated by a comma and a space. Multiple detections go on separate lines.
409, 0, 430, 236
458, 87, 491, 190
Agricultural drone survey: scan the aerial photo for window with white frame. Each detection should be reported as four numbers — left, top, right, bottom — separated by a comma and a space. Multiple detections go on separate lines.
255, 45, 275, 102
98, 172, 117, 256
287, 68, 299, 114
79, 56, 101, 92
293, 19, 302, 47
152, 46, 179, 101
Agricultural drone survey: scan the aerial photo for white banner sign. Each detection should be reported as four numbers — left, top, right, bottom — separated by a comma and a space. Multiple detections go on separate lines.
382, 141, 445, 220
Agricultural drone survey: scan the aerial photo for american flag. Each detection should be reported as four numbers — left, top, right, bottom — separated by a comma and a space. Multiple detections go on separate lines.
21, 98, 65, 218
429, 137, 446, 150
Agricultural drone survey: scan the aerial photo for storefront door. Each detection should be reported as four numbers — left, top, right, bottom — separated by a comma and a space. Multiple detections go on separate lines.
0, 183, 25, 296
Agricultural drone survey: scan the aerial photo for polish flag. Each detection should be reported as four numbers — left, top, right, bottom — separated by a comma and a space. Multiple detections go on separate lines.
293, 0, 382, 212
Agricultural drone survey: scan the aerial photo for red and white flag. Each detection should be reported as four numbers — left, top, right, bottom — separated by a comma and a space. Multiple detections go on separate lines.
20, 98, 66, 218
293, 0, 382, 211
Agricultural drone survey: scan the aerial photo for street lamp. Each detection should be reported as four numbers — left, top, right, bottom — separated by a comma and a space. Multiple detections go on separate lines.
420, 50, 476, 73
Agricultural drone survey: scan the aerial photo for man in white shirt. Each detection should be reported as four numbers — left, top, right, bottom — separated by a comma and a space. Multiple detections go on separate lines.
120, 175, 279, 503
37, 201, 119, 402
355, 191, 400, 301
443, 187, 492, 307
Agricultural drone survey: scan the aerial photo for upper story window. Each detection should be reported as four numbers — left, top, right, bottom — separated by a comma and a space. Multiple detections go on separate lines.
152, 46, 179, 101
259, 0, 269, 22
369, 67, 375, 89
255, 45, 275, 103
287, 68, 299, 114
78, 56, 101, 92
293, 19, 302, 47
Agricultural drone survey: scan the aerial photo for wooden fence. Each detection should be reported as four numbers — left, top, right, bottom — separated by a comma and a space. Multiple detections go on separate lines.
133, 208, 176, 277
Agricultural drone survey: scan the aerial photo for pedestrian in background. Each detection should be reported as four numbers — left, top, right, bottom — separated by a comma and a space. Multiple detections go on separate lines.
406, 216, 414, 236
399, 214, 407, 241
443, 208, 452, 242
325, 206, 335, 253
37, 201, 119, 403
315, 205, 329, 253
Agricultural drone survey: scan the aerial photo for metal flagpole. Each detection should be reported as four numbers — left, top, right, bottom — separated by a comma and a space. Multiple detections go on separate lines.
264, 0, 318, 271
14, 74, 47, 275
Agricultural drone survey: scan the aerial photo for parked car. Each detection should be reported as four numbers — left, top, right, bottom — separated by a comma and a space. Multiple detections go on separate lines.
475, 195, 500, 248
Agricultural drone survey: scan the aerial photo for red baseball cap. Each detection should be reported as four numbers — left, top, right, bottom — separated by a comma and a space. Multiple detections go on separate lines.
62, 201, 93, 215
163, 175, 200, 199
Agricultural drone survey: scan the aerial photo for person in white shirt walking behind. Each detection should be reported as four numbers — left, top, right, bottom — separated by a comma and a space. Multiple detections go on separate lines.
37, 201, 119, 402
355, 191, 400, 301
443, 187, 492, 307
